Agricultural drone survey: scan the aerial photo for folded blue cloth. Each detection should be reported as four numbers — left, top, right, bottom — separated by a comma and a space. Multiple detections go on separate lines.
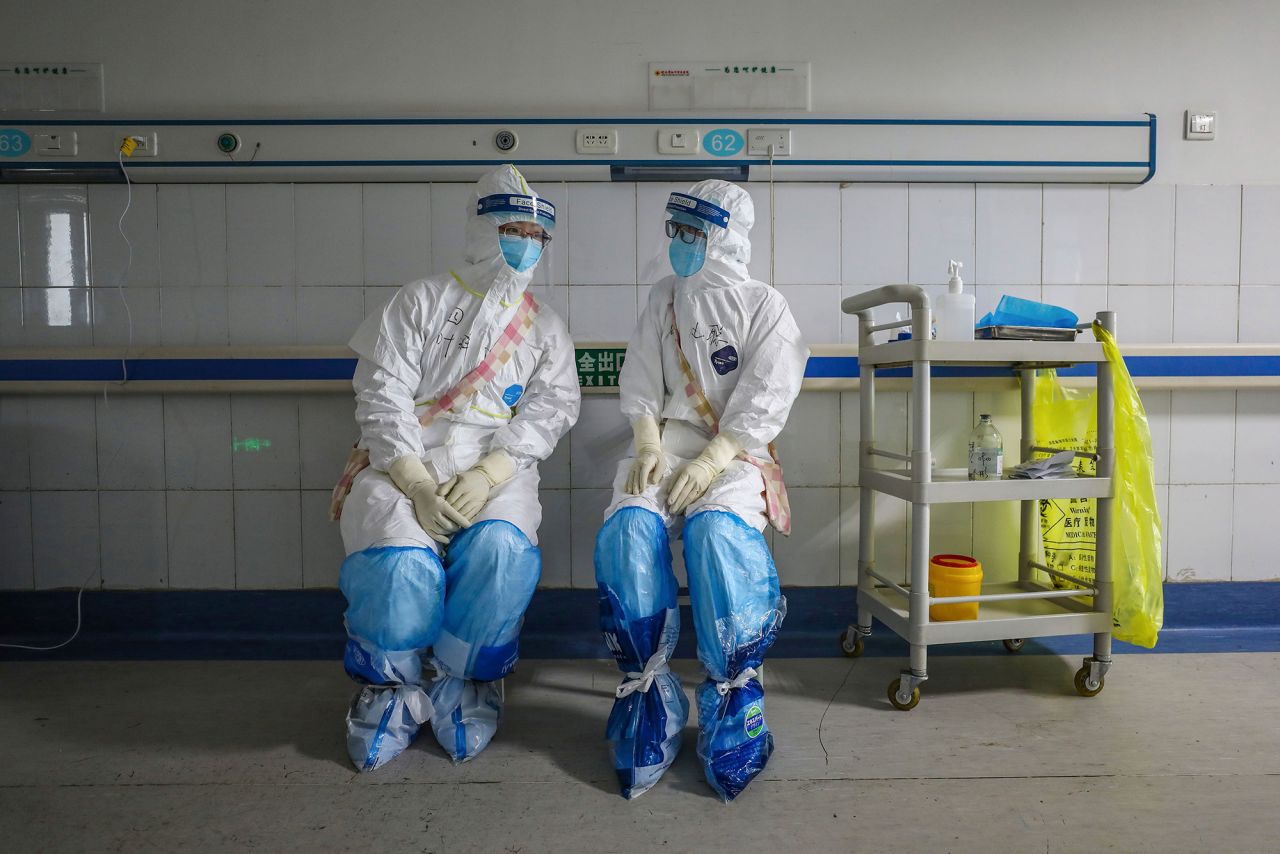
977, 295, 1078, 329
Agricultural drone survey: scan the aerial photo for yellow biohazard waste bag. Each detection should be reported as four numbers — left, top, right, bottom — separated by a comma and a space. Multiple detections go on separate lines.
1030, 324, 1163, 648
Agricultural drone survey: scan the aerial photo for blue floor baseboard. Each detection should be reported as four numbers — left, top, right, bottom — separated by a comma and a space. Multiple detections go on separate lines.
1, 582, 1278, 661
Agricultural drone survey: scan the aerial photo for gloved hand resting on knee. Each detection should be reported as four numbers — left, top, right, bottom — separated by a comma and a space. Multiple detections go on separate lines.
667, 433, 741, 514
388, 455, 470, 544
439, 449, 516, 523
625, 416, 667, 495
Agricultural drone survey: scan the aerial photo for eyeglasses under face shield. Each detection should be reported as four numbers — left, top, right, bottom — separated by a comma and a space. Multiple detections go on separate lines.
665, 218, 705, 244
497, 222, 552, 247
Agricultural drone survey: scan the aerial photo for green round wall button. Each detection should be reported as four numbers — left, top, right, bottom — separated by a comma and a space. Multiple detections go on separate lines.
217, 132, 241, 154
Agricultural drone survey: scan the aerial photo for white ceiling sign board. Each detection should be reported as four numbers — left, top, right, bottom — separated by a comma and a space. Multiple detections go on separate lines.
0, 62, 105, 113
649, 62, 811, 111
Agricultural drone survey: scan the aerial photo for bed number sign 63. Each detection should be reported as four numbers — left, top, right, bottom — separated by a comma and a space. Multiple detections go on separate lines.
0, 129, 31, 157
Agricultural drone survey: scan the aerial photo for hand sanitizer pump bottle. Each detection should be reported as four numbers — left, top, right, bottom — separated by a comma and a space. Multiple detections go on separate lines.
935, 260, 975, 341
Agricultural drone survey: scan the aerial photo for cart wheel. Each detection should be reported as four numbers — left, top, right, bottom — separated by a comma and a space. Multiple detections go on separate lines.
1073, 666, 1105, 697
839, 628, 864, 658
1003, 638, 1026, 653
887, 677, 920, 711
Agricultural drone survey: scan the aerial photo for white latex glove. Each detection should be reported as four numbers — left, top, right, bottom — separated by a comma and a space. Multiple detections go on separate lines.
388, 455, 470, 545
625, 416, 667, 495
667, 433, 742, 515
439, 450, 516, 523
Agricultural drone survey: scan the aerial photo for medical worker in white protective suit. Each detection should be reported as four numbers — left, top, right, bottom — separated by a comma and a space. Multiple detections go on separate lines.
331, 164, 580, 772
595, 180, 808, 801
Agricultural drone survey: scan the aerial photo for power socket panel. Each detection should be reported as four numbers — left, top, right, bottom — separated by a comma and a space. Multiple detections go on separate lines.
35, 131, 77, 156
575, 127, 618, 154
747, 128, 792, 156
125, 132, 159, 157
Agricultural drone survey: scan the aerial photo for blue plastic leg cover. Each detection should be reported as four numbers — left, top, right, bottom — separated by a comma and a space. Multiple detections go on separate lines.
595, 507, 689, 799
339, 545, 445, 772
684, 510, 787, 802
427, 520, 540, 762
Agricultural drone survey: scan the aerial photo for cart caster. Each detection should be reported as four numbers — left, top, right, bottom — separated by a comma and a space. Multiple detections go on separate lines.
1074, 666, 1105, 697
887, 677, 921, 711
1003, 638, 1026, 653
839, 627, 865, 658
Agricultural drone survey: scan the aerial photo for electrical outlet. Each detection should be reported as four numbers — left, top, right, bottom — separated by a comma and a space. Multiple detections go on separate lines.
34, 131, 77, 156
575, 127, 618, 154
1184, 110, 1216, 141
657, 127, 700, 155
747, 128, 791, 156
125, 132, 158, 157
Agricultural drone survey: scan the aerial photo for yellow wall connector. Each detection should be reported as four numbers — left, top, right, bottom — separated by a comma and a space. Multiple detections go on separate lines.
119, 136, 138, 157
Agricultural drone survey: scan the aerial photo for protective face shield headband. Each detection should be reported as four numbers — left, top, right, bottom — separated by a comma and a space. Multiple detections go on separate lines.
477, 193, 557, 233
665, 192, 731, 230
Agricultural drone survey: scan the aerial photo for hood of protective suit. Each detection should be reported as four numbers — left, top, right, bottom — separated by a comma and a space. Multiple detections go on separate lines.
461, 164, 552, 294
672, 179, 754, 290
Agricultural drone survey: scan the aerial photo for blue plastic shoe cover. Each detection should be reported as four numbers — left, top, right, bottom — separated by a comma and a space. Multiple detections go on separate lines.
695, 672, 773, 801
340, 546, 445, 652
427, 668, 503, 762
596, 507, 689, 798
434, 521, 541, 682
683, 510, 787, 801
346, 681, 435, 772
605, 664, 688, 799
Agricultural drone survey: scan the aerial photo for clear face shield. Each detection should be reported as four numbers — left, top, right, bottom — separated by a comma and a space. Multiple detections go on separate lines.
639, 191, 732, 285
475, 190, 557, 293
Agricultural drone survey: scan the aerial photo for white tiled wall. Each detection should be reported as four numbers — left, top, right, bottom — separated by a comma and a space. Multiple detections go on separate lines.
1, 180, 1277, 589
1042, 184, 1109, 285
975, 184, 1041, 286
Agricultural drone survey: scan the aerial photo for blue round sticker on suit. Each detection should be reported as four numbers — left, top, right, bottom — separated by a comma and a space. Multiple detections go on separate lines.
502, 384, 524, 406
711, 345, 739, 375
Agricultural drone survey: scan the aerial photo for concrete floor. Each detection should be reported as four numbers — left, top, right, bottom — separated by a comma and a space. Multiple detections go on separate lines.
3, 654, 1279, 853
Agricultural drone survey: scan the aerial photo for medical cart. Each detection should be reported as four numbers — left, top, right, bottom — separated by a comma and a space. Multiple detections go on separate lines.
838, 286, 1116, 710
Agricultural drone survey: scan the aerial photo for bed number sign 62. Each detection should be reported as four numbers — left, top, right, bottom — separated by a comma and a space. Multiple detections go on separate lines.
704, 129, 744, 158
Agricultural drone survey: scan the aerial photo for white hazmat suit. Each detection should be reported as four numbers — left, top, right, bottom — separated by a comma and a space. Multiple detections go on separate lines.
337, 165, 580, 772
595, 180, 808, 801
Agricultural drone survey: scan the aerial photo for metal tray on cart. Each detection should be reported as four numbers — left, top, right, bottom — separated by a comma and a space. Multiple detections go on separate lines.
975, 324, 1078, 341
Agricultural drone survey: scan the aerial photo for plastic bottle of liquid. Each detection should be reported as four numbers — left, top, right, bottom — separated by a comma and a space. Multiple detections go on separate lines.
934, 260, 975, 341
968, 414, 1004, 480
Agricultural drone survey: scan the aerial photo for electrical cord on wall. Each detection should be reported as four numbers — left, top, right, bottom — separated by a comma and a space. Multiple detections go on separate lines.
0, 564, 98, 651
97, 146, 139, 515
222, 140, 261, 162
1, 142, 138, 653
768, 144, 776, 288
111, 145, 136, 389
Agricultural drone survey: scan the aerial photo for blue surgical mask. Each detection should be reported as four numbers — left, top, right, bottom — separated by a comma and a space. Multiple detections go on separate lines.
500, 235, 542, 272
669, 236, 707, 277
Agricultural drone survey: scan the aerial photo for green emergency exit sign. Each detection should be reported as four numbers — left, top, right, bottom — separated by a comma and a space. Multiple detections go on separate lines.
576, 347, 627, 388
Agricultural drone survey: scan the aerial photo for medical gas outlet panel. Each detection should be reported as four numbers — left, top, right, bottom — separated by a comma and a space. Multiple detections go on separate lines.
0, 115, 1156, 184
